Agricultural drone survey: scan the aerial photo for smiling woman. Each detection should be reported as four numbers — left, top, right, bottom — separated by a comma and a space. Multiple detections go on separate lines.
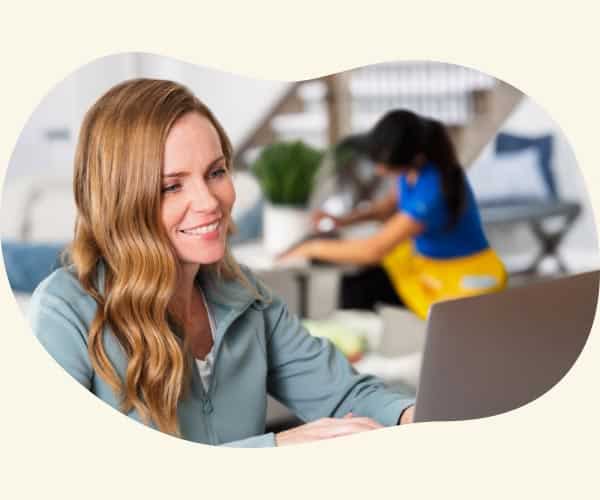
28, 78, 414, 447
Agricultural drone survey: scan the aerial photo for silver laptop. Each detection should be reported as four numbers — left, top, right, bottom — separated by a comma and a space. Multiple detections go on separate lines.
413, 270, 599, 423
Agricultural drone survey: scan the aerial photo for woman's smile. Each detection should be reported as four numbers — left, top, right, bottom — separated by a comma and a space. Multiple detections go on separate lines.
178, 219, 221, 238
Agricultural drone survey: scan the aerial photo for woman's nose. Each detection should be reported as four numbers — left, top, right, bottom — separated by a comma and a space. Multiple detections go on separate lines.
188, 181, 219, 213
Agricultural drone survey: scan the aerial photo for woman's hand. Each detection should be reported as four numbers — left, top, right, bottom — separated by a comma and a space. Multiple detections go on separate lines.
311, 210, 343, 232
277, 240, 316, 262
275, 415, 383, 446
399, 405, 415, 425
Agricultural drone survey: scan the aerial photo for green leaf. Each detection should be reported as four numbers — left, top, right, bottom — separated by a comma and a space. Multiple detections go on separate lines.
251, 140, 324, 206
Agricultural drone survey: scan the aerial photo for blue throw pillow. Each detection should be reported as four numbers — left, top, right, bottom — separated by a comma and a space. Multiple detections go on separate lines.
230, 199, 263, 245
1, 241, 65, 293
495, 133, 556, 199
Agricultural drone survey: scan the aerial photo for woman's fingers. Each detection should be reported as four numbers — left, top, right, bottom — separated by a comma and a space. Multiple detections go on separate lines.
311, 210, 340, 232
310, 210, 327, 228
275, 416, 384, 446
330, 417, 384, 433
399, 405, 415, 425
311, 417, 383, 438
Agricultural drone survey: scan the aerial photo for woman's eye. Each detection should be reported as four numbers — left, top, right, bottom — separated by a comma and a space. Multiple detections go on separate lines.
208, 167, 227, 180
210, 167, 227, 179
161, 183, 180, 194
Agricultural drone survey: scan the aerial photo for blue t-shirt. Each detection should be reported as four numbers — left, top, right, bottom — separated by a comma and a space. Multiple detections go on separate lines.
398, 163, 489, 258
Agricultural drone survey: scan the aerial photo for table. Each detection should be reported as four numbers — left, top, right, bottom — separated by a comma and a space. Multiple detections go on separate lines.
231, 240, 349, 318
479, 199, 581, 273
231, 223, 382, 317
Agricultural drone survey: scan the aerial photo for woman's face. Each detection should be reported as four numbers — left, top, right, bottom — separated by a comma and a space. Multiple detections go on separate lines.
161, 112, 235, 275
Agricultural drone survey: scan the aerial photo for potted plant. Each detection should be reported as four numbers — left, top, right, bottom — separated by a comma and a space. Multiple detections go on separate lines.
251, 141, 324, 255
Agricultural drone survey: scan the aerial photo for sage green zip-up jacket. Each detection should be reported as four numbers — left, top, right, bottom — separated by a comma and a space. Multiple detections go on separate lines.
28, 265, 414, 447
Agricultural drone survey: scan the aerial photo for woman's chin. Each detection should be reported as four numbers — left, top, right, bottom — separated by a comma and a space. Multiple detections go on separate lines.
172, 231, 230, 267
179, 247, 226, 267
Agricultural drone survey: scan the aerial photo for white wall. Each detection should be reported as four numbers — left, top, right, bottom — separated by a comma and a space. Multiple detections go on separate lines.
7, 54, 138, 181
134, 53, 288, 148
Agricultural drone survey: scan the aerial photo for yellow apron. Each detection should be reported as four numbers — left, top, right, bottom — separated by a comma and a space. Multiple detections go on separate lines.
382, 241, 508, 319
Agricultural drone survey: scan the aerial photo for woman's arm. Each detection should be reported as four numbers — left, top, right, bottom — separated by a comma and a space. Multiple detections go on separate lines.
263, 296, 415, 432
313, 184, 399, 230
339, 185, 399, 225
284, 212, 424, 265
29, 278, 94, 389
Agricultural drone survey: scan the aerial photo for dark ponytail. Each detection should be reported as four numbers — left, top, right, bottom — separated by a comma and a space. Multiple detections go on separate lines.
422, 118, 466, 228
366, 110, 466, 228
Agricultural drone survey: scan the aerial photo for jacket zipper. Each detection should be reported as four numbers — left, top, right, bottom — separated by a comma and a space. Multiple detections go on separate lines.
199, 300, 255, 445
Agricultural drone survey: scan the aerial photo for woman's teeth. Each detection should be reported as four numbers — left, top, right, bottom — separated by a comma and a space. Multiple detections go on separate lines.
180, 221, 219, 235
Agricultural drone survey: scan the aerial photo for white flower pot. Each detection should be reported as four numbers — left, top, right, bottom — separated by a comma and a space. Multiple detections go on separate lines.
263, 203, 311, 255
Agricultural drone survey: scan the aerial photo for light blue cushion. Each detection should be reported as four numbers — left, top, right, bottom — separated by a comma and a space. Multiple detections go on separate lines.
230, 199, 263, 244
1, 241, 65, 293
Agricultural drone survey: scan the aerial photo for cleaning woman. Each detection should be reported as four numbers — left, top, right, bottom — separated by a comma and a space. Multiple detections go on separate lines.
282, 109, 507, 318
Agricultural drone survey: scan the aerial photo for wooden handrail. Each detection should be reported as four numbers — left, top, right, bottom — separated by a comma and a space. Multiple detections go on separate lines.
459, 80, 524, 167
233, 82, 302, 168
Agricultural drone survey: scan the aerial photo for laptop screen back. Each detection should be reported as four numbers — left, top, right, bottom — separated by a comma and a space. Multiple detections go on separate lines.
413, 271, 599, 423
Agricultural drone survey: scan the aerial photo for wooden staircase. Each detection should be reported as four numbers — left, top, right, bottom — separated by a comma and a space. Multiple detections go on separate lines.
235, 61, 524, 170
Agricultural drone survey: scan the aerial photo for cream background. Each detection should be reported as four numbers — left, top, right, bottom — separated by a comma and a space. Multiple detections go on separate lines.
1, 1, 598, 498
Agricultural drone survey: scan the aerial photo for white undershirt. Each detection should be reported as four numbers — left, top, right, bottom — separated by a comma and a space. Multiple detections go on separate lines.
195, 290, 216, 393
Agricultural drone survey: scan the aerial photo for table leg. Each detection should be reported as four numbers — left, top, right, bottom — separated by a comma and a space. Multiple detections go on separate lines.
294, 273, 310, 318
527, 211, 579, 273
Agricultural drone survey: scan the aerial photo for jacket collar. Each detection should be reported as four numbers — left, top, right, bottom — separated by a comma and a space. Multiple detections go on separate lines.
196, 268, 263, 316
194, 267, 272, 348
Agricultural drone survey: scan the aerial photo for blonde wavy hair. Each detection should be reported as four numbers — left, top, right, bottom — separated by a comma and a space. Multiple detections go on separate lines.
68, 78, 256, 436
